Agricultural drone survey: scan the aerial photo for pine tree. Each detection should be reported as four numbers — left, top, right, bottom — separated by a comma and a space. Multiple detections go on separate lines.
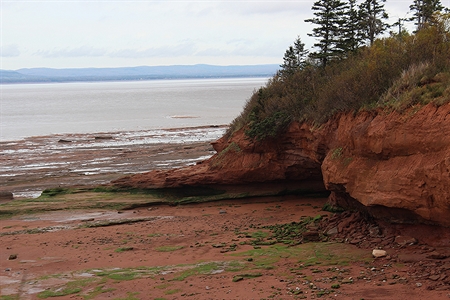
280, 46, 298, 77
293, 36, 309, 69
305, 0, 348, 67
409, 0, 444, 30
359, 0, 389, 46
280, 37, 309, 77
339, 0, 365, 53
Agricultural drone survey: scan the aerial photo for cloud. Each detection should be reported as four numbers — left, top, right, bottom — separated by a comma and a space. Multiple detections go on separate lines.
195, 39, 281, 57
35, 46, 107, 58
109, 41, 198, 58
1, 44, 20, 57
229, 2, 312, 16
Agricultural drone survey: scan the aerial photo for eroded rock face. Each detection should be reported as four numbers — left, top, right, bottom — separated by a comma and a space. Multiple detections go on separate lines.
113, 103, 450, 227
322, 104, 450, 227
113, 122, 327, 189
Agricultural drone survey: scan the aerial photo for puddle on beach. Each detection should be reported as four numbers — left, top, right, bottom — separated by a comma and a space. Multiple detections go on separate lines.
18, 211, 135, 222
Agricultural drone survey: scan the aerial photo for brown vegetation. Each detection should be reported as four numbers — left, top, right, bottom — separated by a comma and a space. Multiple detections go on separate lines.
228, 15, 450, 140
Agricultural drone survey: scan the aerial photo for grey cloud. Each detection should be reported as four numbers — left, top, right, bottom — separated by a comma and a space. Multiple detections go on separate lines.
222, 2, 312, 16
35, 46, 107, 58
109, 41, 198, 58
195, 41, 281, 57
1, 44, 20, 57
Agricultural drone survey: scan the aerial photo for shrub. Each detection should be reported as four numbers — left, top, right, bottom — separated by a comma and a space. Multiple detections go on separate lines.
226, 16, 450, 140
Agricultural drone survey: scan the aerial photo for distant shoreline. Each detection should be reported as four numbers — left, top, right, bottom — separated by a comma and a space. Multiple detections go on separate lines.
1, 64, 278, 84
0, 74, 271, 85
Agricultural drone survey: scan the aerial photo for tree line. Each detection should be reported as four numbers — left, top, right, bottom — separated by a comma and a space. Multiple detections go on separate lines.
281, 0, 446, 73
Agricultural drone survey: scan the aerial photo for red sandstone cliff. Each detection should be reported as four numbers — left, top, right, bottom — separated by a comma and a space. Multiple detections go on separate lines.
113, 103, 450, 227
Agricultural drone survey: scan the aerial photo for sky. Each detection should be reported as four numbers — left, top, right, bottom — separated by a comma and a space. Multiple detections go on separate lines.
0, 0, 441, 70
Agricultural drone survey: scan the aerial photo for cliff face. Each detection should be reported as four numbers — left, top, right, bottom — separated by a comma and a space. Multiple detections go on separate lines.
113, 103, 450, 227
322, 104, 450, 227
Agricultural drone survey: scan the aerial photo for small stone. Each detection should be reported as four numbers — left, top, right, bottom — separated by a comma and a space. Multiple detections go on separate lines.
8, 254, 17, 260
416, 282, 422, 287
395, 235, 417, 246
219, 210, 227, 214
426, 251, 448, 259
5, 268, 11, 272
232, 276, 243, 282
428, 275, 440, 281
372, 249, 387, 258
302, 230, 320, 242
326, 227, 338, 236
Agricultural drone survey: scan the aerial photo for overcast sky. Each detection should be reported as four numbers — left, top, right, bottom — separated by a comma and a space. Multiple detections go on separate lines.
0, 0, 435, 70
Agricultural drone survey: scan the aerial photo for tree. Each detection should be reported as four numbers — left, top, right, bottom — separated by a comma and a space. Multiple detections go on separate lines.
359, 0, 389, 46
339, 0, 365, 53
280, 36, 309, 77
305, 0, 348, 67
409, 0, 444, 30
293, 36, 309, 69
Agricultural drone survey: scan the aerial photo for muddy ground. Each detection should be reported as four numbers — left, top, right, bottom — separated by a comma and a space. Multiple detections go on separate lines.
1, 129, 450, 300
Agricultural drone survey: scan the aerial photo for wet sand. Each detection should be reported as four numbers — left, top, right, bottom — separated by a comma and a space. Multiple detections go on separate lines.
0, 125, 225, 198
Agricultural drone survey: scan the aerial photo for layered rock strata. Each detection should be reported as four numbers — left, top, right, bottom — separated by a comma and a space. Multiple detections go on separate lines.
113, 103, 450, 227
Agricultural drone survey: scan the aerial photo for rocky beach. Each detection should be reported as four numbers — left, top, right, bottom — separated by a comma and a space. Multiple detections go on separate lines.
0, 126, 225, 199
1, 112, 450, 299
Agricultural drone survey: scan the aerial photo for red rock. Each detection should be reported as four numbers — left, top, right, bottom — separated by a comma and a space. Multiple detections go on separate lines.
395, 235, 418, 246
112, 103, 450, 227
426, 251, 448, 260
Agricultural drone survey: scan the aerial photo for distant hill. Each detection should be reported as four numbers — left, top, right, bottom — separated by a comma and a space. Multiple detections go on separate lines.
0, 64, 279, 84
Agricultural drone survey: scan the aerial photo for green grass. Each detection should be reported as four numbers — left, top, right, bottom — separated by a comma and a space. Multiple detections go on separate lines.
115, 246, 134, 253
83, 285, 116, 299
251, 231, 269, 239
113, 292, 140, 300
164, 289, 181, 295
0, 296, 19, 300
37, 287, 82, 298
171, 261, 244, 281
155, 245, 184, 252
233, 242, 372, 272
100, 272, 137, 281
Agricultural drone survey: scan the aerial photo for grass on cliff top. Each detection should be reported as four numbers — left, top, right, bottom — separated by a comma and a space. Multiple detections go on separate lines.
227, 17, 450, 140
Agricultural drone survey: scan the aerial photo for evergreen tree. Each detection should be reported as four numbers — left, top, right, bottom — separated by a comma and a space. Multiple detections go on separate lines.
280, 37, 309, 77
280, 46, 299, 77
359, 0, 389, 46
409, 0, 444, 30
293, 36, 309, 69
305, 0, 348, 67
340, 0, 365, 53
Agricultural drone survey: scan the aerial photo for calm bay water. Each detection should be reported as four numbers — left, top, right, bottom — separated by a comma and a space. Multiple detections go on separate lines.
0, 77, 268, 141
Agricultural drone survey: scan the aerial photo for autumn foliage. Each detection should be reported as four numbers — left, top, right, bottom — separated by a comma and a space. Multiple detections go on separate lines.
228, 15, 450, 140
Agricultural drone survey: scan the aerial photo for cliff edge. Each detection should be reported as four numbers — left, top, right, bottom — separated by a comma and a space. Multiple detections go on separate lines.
113, 103, 450, 227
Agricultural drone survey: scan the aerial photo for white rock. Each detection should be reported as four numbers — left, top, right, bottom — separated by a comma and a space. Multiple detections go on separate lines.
372, 249, 387, 258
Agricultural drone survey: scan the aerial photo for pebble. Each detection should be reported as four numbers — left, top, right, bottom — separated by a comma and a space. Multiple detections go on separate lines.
372, 249, 387, 258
